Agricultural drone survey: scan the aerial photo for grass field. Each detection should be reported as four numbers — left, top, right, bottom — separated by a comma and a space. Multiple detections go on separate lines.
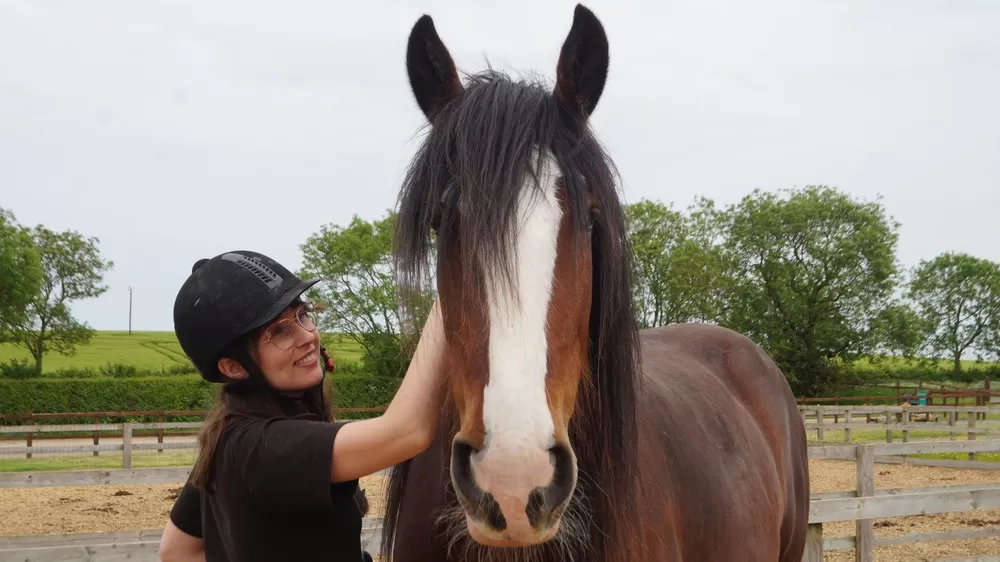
0, 331, 366, 373
851, 354, 998, 372
1, 330, 996, 383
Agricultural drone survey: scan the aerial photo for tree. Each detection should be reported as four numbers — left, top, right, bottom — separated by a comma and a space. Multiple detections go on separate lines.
868, 301, 931, 360
906, 252, 1000, 372
624, 198, 731, 328
8, 226, 114, 374
0, 208, 43, 338
717, 185, 901, 396
299, 211, 434, 378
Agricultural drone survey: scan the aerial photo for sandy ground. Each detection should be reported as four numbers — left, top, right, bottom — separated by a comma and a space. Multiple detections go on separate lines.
0, 474, 389, 537
1, 460, 998, 561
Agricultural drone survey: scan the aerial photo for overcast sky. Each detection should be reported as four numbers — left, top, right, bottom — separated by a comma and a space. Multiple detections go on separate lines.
2, 0, 998, 332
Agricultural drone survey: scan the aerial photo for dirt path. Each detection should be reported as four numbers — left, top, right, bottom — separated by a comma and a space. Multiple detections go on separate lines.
1, 460, 997, 561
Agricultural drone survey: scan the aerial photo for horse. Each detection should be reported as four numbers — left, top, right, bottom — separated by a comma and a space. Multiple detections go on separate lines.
381, 5, 811, 562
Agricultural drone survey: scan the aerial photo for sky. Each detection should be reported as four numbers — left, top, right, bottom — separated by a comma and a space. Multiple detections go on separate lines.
1, 0, 998, 332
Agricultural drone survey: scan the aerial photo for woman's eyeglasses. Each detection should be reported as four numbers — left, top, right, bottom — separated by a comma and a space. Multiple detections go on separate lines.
262, 302, 321, 350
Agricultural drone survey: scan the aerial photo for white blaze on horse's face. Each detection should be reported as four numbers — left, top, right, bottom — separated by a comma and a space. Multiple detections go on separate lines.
471, 149, 564, 534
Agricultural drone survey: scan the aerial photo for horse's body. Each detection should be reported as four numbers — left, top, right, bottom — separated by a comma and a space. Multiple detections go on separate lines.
382, 5, 809, 562
384, 325, 809, 562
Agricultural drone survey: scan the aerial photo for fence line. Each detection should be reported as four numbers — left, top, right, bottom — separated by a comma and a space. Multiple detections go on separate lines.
795, 382, 997, 409
799, 405, 1000, 458
1, 441, 999, 560
2, 405, 998, 464
804, 439, 1000, 562
0, 520, 386, 562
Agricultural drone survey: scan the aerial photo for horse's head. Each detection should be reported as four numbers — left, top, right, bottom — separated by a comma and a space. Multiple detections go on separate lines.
393, 4, 634, 549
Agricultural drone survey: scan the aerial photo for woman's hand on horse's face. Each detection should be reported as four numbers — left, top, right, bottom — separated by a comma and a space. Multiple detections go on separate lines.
328, 299, 450, 483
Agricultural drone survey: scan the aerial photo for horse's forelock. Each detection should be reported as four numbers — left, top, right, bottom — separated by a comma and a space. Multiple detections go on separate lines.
386, 67, 642, 562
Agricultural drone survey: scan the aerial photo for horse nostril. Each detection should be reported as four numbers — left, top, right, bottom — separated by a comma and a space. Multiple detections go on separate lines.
549, 441, 575, 493
451, 438, 507, 531
451, 439, 478, 502
526, 441, 577, 529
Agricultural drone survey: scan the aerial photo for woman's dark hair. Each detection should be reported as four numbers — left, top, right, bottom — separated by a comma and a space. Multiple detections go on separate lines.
189, 300, 334, 493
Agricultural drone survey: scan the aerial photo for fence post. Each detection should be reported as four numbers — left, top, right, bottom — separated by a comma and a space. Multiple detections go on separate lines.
856, 444, 875, 562
901, 409, 909, 442
844, 411, 852, 443
967, 412, 976, 461
26, 412, 33, 460
884, 408, 892, 443
802, 523, 823, 562
122, 423, 133, 469
157, 412, 165, 454
816, 409, 825, 442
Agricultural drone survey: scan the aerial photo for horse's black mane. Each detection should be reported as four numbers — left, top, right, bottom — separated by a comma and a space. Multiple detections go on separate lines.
395, 68, 593, 296
386, 68, 643, 562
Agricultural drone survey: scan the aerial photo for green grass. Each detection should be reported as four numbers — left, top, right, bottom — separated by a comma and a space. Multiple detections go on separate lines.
851, 354, 1000, 374
0, 450, 197, 472
0, 330, 367, 374
0, 331, 189, 371
3, 329, 996, 381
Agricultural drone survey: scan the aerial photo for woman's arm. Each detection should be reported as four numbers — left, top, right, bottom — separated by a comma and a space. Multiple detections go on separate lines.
158, 520, 205, 562
329, 299, 449, 482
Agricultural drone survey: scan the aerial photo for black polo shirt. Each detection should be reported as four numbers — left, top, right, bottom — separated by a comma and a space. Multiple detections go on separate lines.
169, 418, 366, 561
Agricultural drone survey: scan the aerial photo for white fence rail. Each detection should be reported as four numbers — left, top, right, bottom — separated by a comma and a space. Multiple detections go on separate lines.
2, 405, 996, 465
2, 421, 1000, 560
804, 439, 1000, 562
0, 521, 385, 562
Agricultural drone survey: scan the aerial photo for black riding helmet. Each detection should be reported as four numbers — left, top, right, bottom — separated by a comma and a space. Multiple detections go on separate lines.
173, 250, 320, 385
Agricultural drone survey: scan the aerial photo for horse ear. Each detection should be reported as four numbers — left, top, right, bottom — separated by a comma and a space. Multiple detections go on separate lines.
554, 4, 609, 118
406, 15, 464, 123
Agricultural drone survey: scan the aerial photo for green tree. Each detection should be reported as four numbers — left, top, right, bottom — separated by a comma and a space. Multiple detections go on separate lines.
624, 198, 731, 328
906, 252, 1000, 372
299, 211, 434, 378
717, 185, 901, 396
0, 209, 44, 338
869, 301, 931, 360
8, 226, 114, 374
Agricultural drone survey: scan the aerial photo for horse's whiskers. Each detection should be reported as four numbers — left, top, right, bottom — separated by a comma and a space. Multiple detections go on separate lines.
430, 478, 593, 562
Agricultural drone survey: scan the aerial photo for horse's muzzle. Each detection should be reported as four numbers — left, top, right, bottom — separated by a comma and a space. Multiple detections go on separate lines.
450, 437, 576, 545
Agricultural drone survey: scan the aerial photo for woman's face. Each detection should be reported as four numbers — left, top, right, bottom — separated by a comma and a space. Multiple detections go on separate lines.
253, 302, 324, 391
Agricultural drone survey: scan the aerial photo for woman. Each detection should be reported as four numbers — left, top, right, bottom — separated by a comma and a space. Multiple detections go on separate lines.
157, 250, 448, 562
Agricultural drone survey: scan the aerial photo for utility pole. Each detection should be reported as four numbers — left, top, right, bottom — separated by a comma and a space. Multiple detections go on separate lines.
128, 286, 133, 335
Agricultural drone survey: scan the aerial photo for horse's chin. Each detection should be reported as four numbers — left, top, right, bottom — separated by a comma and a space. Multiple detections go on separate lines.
465, 513, 561, 548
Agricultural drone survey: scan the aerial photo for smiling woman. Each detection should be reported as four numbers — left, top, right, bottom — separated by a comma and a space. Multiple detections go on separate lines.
158, 249, 450, 562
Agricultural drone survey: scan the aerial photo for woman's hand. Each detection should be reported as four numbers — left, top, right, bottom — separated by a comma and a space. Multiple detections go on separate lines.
329, 299, 449, 483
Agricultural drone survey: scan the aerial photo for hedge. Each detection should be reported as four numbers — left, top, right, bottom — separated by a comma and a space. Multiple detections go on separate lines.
0, 374, 401, 424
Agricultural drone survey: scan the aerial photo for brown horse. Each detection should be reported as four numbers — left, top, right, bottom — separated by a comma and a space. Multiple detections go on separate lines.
383, 4, 810, 562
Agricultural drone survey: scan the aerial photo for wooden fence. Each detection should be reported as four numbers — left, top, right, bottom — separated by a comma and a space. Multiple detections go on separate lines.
0, 407, 388, 457
0, 421, 200, 466
805, 439, 1000, 562
0, 520, 386, 562
800, 404, 999, 441
2, 404, 997, 464
2, 439, 1000, 560
797, 386, 999, 411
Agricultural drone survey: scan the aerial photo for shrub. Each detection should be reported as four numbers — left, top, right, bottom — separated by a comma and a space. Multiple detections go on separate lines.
0, 358, 38, 379
0, 373, 400, 424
